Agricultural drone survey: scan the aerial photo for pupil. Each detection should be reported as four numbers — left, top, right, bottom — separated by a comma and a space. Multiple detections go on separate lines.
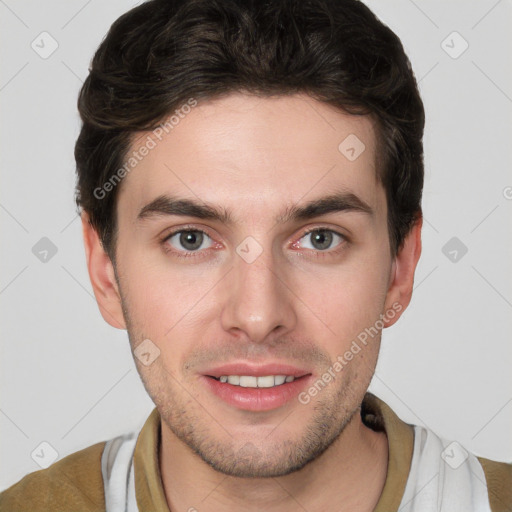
312, 230, 332, 250
180, 231, 203, 250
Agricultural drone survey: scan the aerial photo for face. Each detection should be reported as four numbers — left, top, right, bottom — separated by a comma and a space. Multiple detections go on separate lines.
85, 92, 419, 478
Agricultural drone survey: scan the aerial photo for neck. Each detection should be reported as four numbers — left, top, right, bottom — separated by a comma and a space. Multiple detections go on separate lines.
159, 410, 389, 512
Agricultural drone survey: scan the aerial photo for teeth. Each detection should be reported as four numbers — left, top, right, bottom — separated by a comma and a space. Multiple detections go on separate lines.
257, 375, 275, 388
239, 376, 258, 387
217, 375, 295, 388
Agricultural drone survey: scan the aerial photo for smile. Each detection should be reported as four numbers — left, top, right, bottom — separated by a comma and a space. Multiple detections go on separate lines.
212, 375, 295, 387
203, 372, 312, 411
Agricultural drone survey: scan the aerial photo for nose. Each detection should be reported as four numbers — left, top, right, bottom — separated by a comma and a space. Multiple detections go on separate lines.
220, 242, 297, 344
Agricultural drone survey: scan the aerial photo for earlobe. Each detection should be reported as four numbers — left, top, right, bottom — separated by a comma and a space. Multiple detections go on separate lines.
81, 211, 127, 330
383, 216, 423, 328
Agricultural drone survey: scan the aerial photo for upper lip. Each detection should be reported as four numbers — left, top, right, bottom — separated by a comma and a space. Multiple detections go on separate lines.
203, 362, 311, 379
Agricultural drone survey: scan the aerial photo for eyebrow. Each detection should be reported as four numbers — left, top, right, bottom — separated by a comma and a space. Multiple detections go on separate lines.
136, 190, 374, 225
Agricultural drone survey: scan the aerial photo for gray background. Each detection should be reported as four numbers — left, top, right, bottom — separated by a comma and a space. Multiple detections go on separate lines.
1, 0, 511, 491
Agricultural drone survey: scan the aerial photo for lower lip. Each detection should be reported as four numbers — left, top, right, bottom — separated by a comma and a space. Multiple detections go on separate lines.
201, 375, 312, 412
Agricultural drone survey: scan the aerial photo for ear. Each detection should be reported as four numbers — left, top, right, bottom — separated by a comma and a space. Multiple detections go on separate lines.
81, 211, 126, 329
383, 216, 422, 327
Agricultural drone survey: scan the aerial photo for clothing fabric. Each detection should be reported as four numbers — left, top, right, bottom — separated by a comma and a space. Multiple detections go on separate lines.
1, 392, 511, 511
101, 434, 138, 512
399, 424, 492, 511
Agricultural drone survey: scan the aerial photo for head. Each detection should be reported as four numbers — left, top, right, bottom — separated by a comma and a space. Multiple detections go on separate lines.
77, 0, 424, 478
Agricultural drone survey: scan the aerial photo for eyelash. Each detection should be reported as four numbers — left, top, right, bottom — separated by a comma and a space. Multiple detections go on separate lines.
160, 225, 348, 260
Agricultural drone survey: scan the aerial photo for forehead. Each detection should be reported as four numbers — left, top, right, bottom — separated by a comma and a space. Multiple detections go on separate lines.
116, 92, 384, 225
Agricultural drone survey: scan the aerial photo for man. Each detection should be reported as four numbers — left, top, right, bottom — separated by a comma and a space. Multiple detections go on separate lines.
1, 0, 510, 510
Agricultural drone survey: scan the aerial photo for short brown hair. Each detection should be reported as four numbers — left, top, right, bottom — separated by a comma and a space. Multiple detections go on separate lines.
75, 0, 425, 266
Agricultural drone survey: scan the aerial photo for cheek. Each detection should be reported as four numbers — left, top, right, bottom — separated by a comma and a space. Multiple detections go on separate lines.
120, 252, 220, 339
119, 229, 391, 355
293, 252, 390, 344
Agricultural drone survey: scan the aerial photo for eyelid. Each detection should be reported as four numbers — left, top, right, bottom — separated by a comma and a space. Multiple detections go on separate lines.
301, 226, 347, 239
160, 224, 349, 257
291, 226, 347, 251
161, 224, 215, 241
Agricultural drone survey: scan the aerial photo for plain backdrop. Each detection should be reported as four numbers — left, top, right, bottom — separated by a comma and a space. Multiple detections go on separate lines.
1, 0, 511, 492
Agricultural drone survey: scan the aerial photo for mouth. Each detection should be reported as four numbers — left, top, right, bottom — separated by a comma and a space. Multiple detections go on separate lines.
208, 374, 300, 387
200, 363, 313, 412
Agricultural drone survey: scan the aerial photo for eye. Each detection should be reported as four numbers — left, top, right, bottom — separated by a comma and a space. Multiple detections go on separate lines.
164, 229, 213, 254
295, 228, 346, 252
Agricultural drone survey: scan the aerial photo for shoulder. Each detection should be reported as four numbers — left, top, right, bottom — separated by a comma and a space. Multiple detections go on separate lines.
0, 441, 106, 512
478, 456, 512, 512
393, 420, 511, 511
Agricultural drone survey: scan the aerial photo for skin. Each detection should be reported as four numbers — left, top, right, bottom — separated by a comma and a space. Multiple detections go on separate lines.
82, 92, 422, 511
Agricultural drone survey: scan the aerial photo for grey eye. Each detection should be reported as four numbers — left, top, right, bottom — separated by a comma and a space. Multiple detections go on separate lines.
167, 230, 212, 252
300, 229, 343, 251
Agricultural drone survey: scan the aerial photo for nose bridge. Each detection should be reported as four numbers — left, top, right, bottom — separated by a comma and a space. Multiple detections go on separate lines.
220, 236, 296, 343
